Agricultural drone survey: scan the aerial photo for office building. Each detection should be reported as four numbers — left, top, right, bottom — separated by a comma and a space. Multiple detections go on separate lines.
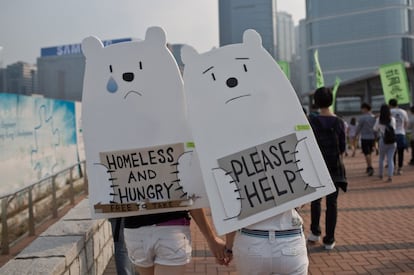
276, 11, 295, 63
293, 19, 310, 100
304, 0, 414, 93
168, 44, 185, 74
219, 0, 277, 58
0, 62, 37, 95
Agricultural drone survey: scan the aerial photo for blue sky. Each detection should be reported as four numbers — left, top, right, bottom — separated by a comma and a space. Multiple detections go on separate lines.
0, 0, 305, 66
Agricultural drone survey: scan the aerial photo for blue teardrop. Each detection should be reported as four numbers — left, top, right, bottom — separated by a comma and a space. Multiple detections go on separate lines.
106, 76, 118, 93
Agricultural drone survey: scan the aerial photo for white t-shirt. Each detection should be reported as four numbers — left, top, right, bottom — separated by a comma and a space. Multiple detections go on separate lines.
390, 108, 408, 135
373, 116, 396, 137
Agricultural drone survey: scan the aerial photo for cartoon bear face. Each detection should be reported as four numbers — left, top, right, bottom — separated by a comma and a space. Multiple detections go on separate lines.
82, 28, 180, 102
182, 29, 271, 109
82, 26, 187, 150
181, 29, 303, 155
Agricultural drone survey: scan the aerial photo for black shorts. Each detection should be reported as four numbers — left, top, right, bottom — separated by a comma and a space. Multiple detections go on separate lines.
361, 139, 375, 155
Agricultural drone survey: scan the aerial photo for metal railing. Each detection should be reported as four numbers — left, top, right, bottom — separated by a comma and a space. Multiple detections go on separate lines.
0, 160, 88, 255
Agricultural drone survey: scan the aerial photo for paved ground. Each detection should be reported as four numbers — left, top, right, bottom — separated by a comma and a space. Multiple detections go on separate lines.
105, 149, 414, 274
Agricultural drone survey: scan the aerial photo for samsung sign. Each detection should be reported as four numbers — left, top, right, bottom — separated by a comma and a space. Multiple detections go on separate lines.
41, 38, 132, 57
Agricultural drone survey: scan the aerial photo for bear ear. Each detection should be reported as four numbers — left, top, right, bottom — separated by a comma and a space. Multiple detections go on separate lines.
243, 29, 262, 48
81, 36, 104, 58
145, 26, 167, 47
181, 45, 199, 65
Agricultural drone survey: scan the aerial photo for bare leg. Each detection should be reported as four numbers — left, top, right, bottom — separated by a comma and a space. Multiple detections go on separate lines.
136, 266, 154, 275
154, 264, 187, 275
351, 138, 357, 156
366, 154, 373, 168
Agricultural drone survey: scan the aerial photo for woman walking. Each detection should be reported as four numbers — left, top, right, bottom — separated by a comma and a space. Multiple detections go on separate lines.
373, 104, 397, 182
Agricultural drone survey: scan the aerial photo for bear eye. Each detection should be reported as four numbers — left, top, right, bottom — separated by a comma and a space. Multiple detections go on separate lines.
109, 65, 113, 73
243, 64, 247, 72
211, 73, 216, 81
139, 61, 143, 70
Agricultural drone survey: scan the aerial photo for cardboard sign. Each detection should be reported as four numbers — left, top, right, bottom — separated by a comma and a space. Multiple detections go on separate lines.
81, 26, 208, 219
182, 29, 336, 235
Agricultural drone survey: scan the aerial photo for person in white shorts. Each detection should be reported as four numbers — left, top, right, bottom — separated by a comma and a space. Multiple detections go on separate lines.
223, 209, 309, 275
124, 209, 225, 275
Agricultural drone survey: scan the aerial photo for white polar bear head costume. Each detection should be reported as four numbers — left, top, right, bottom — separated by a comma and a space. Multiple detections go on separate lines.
82, 27, 207, 218
82, 27, 186, 148
181, 29, 335, 235
181, 29, 306, 152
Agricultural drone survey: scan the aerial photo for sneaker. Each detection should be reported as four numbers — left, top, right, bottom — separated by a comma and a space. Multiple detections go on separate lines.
324, 241, 336, 250
307, 232, 321, 243
397, 169, 402, 175
387, 177, 392, 182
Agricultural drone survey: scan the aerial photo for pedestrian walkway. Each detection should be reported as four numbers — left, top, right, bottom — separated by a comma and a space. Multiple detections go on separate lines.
104, 150, 414, 275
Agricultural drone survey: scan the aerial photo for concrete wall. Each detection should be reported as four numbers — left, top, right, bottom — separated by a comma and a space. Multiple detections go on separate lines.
0, 199, 114, 275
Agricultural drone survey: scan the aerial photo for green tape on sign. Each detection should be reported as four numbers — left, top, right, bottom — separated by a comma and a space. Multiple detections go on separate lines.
295, 124, 311, 131
186, 142, 195, 148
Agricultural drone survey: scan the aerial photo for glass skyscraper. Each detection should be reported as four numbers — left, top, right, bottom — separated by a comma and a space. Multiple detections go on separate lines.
305, 0, 414, 91
219, 0, 277, 58
276, 11, 295, 63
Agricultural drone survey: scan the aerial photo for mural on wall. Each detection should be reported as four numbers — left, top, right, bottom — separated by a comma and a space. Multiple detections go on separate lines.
182, 29, 336, 235
81, 26, 209, 219
0, 93, 78, 195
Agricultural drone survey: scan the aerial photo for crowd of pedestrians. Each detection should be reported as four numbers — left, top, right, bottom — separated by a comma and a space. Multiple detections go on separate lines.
346, 99, 412, 178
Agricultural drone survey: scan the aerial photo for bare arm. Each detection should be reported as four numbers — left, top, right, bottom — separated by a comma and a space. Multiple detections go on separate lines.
225, 231, 236, 251
189, 209, 226, 263
223, 231, 236, 265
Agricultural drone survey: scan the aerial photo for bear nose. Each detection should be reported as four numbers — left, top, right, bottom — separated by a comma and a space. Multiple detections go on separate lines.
226, 77, 238, 88
123, 72, 134, 82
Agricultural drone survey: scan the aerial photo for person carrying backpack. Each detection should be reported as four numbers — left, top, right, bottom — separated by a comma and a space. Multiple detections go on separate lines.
373, 104, 397, 182
307, 87, 347, 250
